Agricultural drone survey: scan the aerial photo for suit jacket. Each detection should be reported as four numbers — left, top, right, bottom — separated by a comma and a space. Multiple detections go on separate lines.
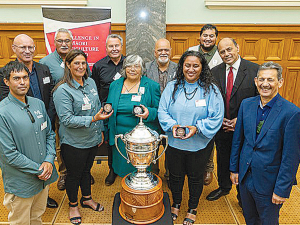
212, 58, 259, 120
107, 76, 161, 146
145, 60, 177, 84
0, 61, 56, 124
230, 95, 300, 198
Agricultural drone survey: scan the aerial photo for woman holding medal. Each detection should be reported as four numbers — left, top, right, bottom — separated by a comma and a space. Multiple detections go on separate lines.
107, 55, 160, 178
158, 51, 224, 225
53, 49, 112, 225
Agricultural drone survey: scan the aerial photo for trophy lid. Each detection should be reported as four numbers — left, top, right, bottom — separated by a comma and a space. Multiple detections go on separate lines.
124, 121, 158, 144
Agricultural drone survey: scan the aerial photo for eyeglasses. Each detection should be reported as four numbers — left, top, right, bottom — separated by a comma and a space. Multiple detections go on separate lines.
12, 75, 29, 82
55, 39, 72, 44
24, 105, 35, 123
13, 45, 35, 52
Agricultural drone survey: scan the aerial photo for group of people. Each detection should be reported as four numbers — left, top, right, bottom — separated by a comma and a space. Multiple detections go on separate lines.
0, 23, 299, 225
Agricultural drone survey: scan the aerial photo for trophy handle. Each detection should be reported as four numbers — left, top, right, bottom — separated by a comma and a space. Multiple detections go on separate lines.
153, 134, 168, 164
115, 134, 130, 163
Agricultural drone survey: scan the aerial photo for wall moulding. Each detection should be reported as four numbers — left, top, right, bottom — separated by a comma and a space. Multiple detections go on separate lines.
0, 0, 87, 6
205, 0, 300, 9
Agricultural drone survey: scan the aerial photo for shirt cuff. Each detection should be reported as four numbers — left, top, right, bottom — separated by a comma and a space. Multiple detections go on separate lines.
85, 116, 93, 127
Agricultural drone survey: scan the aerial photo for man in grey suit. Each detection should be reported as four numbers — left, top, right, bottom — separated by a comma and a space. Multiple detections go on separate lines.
146, 38, 177, 177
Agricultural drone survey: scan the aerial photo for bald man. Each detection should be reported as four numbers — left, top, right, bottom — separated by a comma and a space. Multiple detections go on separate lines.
0, 34, 58, 208
146, 38, 177, 178
206, 38, 259, 204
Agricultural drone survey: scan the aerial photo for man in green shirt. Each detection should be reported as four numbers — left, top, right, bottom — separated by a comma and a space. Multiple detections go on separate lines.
0, 61, 58, 225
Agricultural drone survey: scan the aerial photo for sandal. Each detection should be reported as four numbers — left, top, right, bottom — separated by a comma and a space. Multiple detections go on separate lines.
171, 203, 181, 221
69, 202, 81, 225
80, 196, 104, 212
183, 208, 197, 225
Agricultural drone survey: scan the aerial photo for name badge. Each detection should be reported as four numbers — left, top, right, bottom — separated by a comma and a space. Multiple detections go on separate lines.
113, 72, 122, 80
41, 121, 47, 131
131, 95, 141, 102
82, 104, 91, 110
139, 87, 145, 95
43, 77, 50, 84
195, 99, 206, 107
60, 62, 65, 68
83, 96, 90, 105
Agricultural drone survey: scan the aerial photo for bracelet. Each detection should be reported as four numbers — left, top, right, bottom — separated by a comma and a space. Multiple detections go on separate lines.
195, 126, 199, 134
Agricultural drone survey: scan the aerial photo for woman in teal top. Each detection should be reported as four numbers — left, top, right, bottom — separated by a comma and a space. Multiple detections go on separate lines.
107, 55, 161, 177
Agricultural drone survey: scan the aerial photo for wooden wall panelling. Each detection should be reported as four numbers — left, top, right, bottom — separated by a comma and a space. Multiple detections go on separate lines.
0, 23, 299, 107
283, 67, 300, 106
288, 38, 300, 61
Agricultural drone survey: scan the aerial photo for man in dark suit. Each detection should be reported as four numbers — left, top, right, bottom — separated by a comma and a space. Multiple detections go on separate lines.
0, 34, 57, 208
206, 38, 259, 202
230, 61, 300, 224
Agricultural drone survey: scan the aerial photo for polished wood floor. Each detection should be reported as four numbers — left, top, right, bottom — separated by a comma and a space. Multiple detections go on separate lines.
0, 152, 299, 225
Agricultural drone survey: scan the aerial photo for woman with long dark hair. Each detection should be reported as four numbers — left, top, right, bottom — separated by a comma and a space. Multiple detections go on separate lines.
158, 50, 224, 224
53, 49, 112, 225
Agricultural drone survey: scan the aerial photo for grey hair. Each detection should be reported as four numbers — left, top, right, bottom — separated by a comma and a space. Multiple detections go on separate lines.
106, 34, 123, 46
257, 61, 282, 80
54, 28, 73, 40
120, 55, 145, 78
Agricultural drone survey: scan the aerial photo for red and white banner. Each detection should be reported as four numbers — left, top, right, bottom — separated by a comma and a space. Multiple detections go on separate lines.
42, 6, 111, 70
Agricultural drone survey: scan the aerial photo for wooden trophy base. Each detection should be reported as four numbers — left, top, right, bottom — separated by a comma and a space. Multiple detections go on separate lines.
119, 173, 164, 224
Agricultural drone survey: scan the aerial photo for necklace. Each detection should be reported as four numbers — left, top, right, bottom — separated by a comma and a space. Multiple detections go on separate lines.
123, 81, 140, 94
183, 83, 198, 100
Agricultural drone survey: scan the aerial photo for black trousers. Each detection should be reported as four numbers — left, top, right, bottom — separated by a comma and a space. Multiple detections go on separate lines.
166, 140, 213, 209
61, 144, 98, 203
215, 130, 233, 191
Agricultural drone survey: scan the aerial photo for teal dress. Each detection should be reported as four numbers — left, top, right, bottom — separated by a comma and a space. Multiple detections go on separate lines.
113, 93, 139, 177
107, 76, 161, 178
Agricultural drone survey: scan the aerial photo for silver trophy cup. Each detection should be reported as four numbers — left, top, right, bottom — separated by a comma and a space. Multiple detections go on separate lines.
115, 118, 168, 190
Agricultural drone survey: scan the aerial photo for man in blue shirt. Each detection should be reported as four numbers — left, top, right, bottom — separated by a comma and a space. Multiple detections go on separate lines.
0, 61, 58, 225
230, 62, 300, 224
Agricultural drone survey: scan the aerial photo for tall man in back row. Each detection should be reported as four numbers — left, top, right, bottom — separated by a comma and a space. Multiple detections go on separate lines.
92, 34, 125, 185
206, 38, 259, 203
0, 61, 58, 224
188, 24, 222, 185
230, 62, 300, 224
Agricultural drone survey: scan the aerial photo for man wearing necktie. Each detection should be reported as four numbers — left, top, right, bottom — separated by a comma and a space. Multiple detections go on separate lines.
206, 38, 259, 204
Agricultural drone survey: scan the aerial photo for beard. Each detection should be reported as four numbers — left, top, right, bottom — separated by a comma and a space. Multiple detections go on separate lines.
200, 44, 215, 52
157, 55, 169, 64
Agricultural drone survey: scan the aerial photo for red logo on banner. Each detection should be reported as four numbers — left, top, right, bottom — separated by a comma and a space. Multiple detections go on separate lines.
46, 23, 111, 70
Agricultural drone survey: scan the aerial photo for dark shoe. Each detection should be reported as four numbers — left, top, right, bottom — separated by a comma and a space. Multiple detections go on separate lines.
47, 197, 58, 208
91, 175, 95, 185
80, 196, 104, 212
203, 171, 213, 186
69, 202, 81, 225
206, 188, 230, 201
105, 169, 117, 186
183, 208, 197, 225
171, 203, 180, 221
57, 174, 66, 191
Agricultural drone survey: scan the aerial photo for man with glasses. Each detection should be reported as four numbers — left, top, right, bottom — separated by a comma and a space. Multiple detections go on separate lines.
145, 38, 177, 178
0, 61, 58, 225
40, 28, 73, 85
91, 34, 125, 186
0, 34, 58, 208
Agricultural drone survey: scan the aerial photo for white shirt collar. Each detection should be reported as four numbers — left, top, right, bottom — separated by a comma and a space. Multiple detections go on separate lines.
226, 56, 241, 71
